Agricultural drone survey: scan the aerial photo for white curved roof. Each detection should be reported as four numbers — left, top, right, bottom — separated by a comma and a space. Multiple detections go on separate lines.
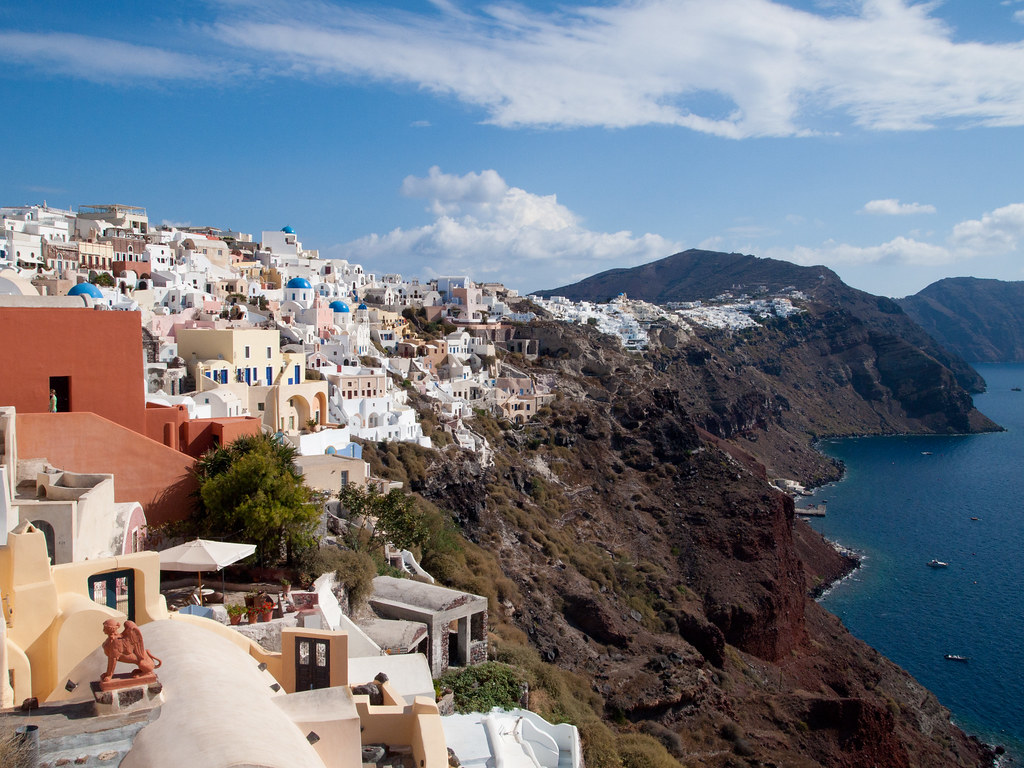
56, 620, 325, 768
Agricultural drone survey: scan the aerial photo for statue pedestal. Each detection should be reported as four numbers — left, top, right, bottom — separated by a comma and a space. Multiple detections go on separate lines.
91, 674, 163, 715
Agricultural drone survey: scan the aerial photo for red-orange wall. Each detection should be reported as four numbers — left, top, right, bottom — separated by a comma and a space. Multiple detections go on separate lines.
145, 402, 190, 451
0, 307, 146, 435
180, 416, 262, 458
17, 412, 196, 527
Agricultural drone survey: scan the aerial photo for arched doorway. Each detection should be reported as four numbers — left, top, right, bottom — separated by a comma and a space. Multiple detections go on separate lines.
31, 519, 56, 564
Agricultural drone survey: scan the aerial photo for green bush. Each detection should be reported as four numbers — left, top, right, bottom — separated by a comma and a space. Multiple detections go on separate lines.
437, 662, 524, 713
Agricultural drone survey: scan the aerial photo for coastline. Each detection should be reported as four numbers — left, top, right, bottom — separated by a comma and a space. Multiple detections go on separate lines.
804, 423, 1020, 765
810, 539, 862, 600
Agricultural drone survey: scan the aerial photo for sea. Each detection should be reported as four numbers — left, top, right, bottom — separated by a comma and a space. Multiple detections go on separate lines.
804, 362, 1024, 762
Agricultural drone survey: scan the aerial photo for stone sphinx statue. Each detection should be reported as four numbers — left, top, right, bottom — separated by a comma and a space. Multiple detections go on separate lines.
100, 619, 162, 682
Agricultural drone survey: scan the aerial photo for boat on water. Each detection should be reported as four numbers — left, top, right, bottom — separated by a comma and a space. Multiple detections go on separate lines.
921, 451, 933, 456
1011, 386, 1022, 392
944, 654, 970, 662
970, 516, 980, 521
927, 559, 949, 568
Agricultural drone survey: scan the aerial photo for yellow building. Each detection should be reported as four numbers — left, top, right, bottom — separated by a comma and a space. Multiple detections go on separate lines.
0, 524, 449, 767
178, 327, 329, 435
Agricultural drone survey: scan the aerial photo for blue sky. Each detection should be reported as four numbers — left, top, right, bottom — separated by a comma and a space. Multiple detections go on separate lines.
3, 0, 1024, 297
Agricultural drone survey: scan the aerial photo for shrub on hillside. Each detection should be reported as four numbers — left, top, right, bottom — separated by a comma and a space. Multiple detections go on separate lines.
437, 662, 524, 713
617, 733, 681, 768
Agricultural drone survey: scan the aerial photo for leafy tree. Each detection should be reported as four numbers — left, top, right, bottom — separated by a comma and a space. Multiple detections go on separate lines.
188, 433, 320, 564
92, 272, 115, 287
338, 483, 429, 553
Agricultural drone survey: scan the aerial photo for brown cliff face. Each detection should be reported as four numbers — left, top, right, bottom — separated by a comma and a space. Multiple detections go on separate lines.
368, 319, 993, 767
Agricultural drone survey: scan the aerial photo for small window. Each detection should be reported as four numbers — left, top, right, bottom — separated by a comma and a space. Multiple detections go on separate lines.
258, 403, 265, 412
244, 346, 250, 359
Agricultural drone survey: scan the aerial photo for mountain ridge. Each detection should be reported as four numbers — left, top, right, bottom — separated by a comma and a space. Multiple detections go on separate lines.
898, 276, 1024, 363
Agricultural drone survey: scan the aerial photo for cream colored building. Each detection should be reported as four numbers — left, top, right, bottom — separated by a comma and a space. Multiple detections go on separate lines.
179, 327, 329, 435
0, 525, 449, 767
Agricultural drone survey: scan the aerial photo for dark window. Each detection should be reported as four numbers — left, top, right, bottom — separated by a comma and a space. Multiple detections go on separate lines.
88, 569, 135, 621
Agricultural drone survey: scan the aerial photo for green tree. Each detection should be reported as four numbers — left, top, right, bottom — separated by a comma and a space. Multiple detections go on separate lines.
92, 272, 115, 287
338, 483, 429, 553
190, 433, 319, 564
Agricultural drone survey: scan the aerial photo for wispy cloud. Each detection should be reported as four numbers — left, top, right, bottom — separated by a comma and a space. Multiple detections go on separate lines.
5, 1, 1024, 137
769, 202, 1024, 267
329, 167, 681, 290
861, 198, 937, 215
206, 0, 1024, 137
0, 31, 231, 83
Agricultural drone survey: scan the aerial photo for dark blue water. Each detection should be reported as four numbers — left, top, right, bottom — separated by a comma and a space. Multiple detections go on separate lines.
805, 363, 1024, 759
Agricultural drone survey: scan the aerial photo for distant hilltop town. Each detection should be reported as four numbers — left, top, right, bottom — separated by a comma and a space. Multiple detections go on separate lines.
0, 202, 808, 458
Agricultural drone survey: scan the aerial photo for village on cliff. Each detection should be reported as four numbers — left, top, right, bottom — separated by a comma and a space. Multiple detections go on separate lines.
0, 202, 808, 768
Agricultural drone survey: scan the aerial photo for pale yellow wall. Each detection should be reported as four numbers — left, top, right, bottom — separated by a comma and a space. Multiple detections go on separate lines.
178, 328, 282, 385
280, 627, 349, 693
353, 689, 447, 766
1, 529, 169, 703
411, 699, 450, 768
255, 379, 328, 434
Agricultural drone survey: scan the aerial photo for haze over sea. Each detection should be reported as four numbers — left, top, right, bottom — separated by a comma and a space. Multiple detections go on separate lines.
806, 363, 1024, 760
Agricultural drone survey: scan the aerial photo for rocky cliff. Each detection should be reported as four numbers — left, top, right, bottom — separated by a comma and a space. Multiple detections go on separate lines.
898, 276, 1024, 363
366, 313, 996, 767
536, 249, 987, 395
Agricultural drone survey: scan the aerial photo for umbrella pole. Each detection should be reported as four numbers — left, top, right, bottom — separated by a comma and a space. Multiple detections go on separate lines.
198, 571, 203, 605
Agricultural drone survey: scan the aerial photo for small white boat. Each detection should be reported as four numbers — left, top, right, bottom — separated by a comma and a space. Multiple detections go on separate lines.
927, 559, 949, 568
944, 654, 969, 662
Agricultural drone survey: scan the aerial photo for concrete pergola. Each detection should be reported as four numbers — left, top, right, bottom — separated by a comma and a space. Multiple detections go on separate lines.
369, 576, 488, 676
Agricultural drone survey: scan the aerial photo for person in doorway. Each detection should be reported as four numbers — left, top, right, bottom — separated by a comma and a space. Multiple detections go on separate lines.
49, 389, 57, 413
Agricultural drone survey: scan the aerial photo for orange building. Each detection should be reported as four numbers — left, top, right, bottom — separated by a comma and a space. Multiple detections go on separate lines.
0, 307, 195, 524
144, 402, 261, 458
0, 306, 147, 432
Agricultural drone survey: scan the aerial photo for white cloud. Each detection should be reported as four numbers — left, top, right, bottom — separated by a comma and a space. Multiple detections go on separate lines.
861, 198, 937, 215
0, 32, 230, 82
771, 236, 953, 267
329, 168, 681, 291
5, 2, 1024, 136
199, 0, 1024, 137
769, 201, 1024, 268
949, 203, 1024, 256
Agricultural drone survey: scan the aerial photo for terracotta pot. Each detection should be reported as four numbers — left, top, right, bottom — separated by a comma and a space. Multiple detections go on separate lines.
260, 610, 273, 622
229, 613, 242, 626
247, 612, 258, 624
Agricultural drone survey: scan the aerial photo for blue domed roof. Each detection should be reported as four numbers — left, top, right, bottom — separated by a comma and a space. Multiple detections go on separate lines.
286, 277, 312, 289
68, 283, 103, 299
329, 300, 350, 313
281, 226, 295, 234
358, 303, 368, 310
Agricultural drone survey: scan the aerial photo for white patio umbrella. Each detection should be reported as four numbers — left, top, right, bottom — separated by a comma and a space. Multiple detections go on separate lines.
158, 538, 256, 605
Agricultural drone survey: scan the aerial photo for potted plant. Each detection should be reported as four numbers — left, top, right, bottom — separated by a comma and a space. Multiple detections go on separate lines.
226, 604, 245, 626
247, 607, 260, 624
259, 595, 275, 622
